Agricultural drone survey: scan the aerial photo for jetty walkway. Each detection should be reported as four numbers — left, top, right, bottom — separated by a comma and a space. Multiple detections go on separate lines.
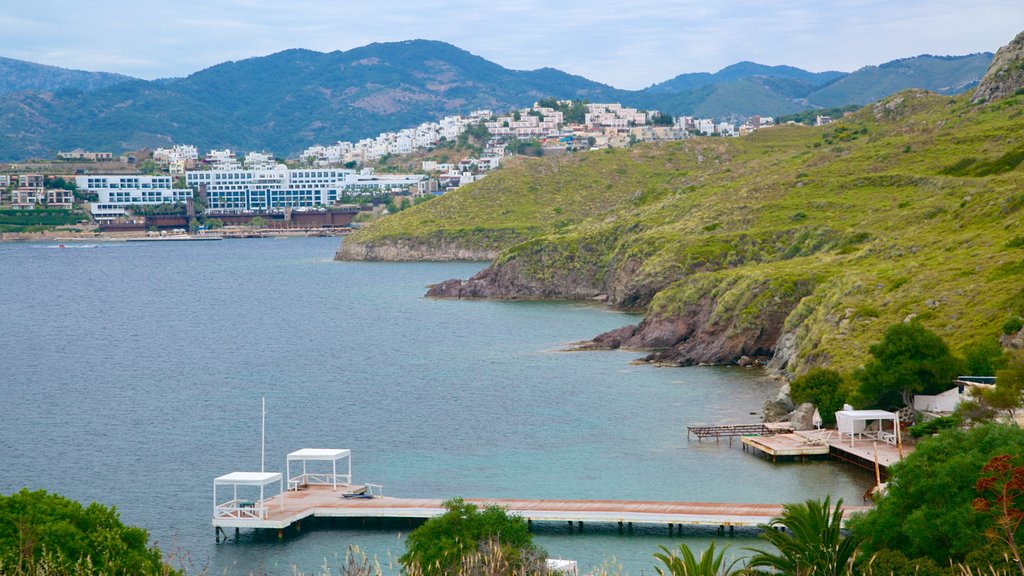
212, 485, 870, 536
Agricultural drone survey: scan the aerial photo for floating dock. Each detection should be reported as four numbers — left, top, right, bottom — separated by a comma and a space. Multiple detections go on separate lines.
211, 484, 871, 532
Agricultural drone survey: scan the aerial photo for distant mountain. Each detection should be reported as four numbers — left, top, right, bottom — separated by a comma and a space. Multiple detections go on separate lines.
0, 56, 134, 96
0, 40, 629, 160
807, 53, 994, 107
646, 61, 844, 94
0, 42, 996, 160
635, 53, 993, 118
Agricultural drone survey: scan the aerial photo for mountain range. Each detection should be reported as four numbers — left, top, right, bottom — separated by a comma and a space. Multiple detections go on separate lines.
0, 40, 994, 160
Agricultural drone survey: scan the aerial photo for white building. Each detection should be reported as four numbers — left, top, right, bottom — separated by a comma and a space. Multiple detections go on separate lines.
76, 175, 191, 219
205, 149, 241, 171
186, 168, 425, 212
244, 152, 277, 170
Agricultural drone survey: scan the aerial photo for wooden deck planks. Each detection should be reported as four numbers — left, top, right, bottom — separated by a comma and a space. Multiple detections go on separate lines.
213, 485, 870, 530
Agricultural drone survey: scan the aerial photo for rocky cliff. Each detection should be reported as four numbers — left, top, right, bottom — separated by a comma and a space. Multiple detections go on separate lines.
972, 30, 1024, 103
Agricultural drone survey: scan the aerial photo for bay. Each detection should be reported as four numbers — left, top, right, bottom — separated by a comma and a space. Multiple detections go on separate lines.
0, 237, 871, 575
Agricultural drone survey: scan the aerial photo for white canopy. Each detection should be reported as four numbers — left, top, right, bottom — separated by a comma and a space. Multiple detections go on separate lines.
214, 471, 283, 486
286, 448, 352, 490
213, 471, 283, 521
287, 448, 351, 461
836, 409, 899, 445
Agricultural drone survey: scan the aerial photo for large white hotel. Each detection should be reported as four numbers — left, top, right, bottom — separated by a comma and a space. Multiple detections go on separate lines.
186, 168, 426, 212
76, 175, 192, 219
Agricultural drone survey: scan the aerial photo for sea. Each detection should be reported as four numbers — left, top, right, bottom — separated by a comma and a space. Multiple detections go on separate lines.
0, 237, 872, 575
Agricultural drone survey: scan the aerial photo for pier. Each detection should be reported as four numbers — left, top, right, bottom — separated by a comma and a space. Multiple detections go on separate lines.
212, 445, 873, 539
741, 429, 911, 475
211, 484, 871, 533
686, 423, 791, 444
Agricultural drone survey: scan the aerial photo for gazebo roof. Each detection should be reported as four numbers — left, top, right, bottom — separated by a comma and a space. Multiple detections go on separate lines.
286, 448, 350, 462
835, 409, 896, 420
214, 471, 283, 486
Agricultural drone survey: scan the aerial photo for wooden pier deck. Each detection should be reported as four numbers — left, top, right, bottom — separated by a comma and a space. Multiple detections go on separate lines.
741, 430, 912, 473
211, 485, 871, 531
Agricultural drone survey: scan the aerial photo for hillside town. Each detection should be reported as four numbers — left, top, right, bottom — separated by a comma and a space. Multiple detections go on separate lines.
0, 101, 777, 234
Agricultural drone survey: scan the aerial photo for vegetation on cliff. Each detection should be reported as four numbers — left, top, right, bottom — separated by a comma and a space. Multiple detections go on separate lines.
341, 42, 1024, 376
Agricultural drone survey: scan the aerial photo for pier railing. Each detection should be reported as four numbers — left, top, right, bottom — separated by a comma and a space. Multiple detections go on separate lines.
215, 500, 269, 520
287, 472, 353, 490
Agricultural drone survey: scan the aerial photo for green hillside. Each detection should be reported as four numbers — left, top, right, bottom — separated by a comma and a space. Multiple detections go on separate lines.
340, 85, 1024, 376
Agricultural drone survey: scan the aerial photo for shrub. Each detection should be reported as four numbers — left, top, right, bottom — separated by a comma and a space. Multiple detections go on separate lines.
400, 498, 544, 576
908, 415, 960, 438
790, 368, 847, 426
0, 489, 178, 575
1002, 316, 1023, 336
859, 549, 945, 576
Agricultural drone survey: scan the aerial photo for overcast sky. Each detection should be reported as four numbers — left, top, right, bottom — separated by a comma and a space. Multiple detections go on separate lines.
3, 0, 1022, 89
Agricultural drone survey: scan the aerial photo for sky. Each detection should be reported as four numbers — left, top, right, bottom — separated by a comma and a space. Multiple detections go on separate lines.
3, 0, 1023, 90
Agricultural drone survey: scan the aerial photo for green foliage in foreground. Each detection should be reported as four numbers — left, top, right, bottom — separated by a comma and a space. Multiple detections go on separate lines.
745, 496, 861, 576
655, 542, 740, 576
345, 88, 1024, 374
848, 424, 1024, 565
790, 369, 847, 426
400, 498, 544, 576
0, 489, 178, 575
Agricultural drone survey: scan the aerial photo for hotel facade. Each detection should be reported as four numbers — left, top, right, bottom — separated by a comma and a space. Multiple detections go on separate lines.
76, 175, 192, 219
186, 168, 425, 212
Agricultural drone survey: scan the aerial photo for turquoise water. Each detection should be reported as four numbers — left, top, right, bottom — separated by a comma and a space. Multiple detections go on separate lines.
0, 238, 871, 575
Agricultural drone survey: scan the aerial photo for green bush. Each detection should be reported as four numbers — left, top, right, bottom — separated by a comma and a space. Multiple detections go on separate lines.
1002, 316, 1023, 335
400, 498, 544, 576
907, 415, 960, 438
858, 549, 945, 576
790, 368, 847, 426
0, 489, 178, 575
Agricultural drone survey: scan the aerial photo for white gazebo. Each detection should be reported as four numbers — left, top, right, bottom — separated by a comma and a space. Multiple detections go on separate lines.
835, 409, 900, 446
286, 448, 352, 491
213, 471, 283, 521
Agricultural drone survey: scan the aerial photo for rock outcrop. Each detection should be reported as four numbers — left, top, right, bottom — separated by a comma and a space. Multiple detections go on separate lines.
972, 30, 1024, 103
788, 402, 818, 431
336, 237, 499, 261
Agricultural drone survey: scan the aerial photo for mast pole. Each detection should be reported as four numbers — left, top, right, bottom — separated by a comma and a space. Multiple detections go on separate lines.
261, 397, 266, 472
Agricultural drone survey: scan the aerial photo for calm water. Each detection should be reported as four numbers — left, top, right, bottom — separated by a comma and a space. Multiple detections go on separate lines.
0, 238, 871, 575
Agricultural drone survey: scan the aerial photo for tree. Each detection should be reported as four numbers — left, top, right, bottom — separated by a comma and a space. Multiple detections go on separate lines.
249, 216, 267, 228
790, 369, 847, 426
655, 542, 741, 576
745, 497, 861, 576
972, 454, 1024, 576
399, 498, 544, 576
0, 489, 179, 575
204, 218, 224, 229
987, 350, 1024, 420
963, 336, 1007, 376
848, 423, 1024, 564
853, 322, 964, 409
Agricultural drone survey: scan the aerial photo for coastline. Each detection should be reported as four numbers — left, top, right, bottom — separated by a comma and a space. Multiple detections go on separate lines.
0, 227, 352, 243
